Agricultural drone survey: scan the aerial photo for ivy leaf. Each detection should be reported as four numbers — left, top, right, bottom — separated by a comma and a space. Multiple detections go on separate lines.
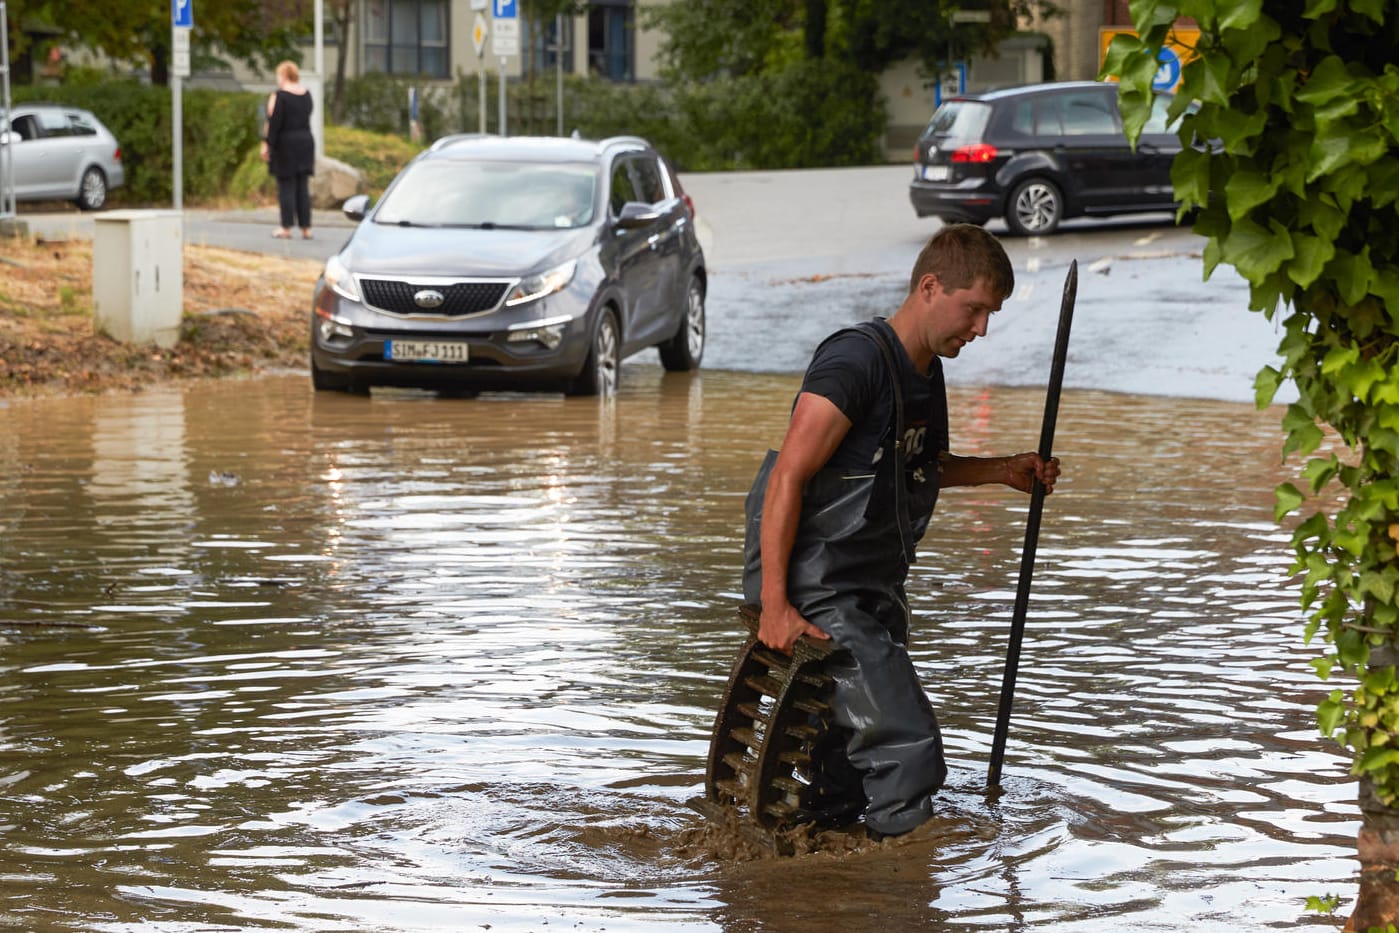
1320, 343, 1360, 377
1361, 569, 1397, 605
1319, 692, 1346, 734
1221, 216, 1295, 282
1302, 0, 1339, 14
1196, 51, 1234, 106
1296, 56, 1361, 105
1351, 0, 1387, 22
1127, 0, 1175, 30
1254, 365, 1283, 408
1298, 195, 1346, 242
1170, 147, 1212, 209
1219, 14, 1279, 65
1217, 0, 1262, 31
1327, 248, 1376, 306
1302, 455, 1340, 493
1100, 33, 1147, 84
1310, 129, 1390, 180
1288, 233, 1335, 289
1276, 482, 1306, 521
1359, 747, 1399, 774
1225, 168, 1283, 221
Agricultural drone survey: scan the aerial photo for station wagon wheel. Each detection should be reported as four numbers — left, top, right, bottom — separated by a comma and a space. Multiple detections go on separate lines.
569, 309, 620, 397
76, 167, 108, 211
658, 274, 705, 372
1005, 177, 1062, 236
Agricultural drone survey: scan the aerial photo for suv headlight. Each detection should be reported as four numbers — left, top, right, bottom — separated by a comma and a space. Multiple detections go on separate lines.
506, 259, 577, 307
323, 254, 362, 302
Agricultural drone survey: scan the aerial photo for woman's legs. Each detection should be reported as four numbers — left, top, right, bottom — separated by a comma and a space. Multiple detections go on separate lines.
275, 174, 297, 233
295, 173, 312, 234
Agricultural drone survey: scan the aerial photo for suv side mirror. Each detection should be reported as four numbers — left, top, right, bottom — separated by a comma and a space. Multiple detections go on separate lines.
342, 193, 371, 221
615, 201, 661, 229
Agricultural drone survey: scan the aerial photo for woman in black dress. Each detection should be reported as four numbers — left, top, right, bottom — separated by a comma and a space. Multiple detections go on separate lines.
260, 60, 315, 240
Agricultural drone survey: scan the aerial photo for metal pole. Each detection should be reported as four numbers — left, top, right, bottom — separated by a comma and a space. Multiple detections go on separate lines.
172, 75, 183, 210
498, 57, 507, 136
314, 0, 324, 75
478, 52, 486, 134
0, 1, 13, 220
987, 259, 1078, 789
555, 13, 563, 136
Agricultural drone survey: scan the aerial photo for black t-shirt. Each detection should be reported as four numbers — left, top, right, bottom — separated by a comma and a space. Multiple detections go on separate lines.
799, 319, 949, 533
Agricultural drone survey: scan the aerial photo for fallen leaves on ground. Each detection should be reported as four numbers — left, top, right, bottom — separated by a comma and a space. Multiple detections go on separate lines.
0, 234, 322, 398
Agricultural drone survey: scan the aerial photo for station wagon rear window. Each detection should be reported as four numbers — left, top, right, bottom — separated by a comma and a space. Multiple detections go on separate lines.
919, 101, 991, 140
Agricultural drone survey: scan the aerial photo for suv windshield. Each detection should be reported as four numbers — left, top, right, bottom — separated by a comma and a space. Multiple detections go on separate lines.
920, 101, 992, 140
375, 160, 598, 229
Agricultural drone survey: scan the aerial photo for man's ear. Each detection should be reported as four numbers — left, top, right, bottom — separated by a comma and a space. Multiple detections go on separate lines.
918, 273, 942, 301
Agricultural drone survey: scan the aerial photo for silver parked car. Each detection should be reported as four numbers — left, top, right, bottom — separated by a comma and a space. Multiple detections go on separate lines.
1, 103, 126, 210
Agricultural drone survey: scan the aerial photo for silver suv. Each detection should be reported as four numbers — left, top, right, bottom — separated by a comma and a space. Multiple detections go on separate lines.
1, 103, 126, 210
310, 134, 706, 397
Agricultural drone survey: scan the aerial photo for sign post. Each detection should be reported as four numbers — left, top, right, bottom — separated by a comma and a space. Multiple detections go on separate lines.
171, 0, 193, 210
491, 0, 519, 136
0, 1, 14, 222
472, 9, 488, 133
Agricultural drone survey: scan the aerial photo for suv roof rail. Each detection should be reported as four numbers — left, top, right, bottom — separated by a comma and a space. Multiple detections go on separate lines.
597, 135, 650, 153
429, 132, 498, 151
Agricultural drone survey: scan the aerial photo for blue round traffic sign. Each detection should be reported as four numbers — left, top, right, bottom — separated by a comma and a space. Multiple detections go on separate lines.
1153, 47, 1181, 91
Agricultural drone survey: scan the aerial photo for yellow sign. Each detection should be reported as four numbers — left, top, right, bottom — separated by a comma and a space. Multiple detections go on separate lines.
1099, 27, 1200, 92
473, 13, 488, 57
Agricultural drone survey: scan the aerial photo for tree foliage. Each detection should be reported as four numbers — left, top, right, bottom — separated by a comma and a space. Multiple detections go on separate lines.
644, 0, 1059, 80
5, 0, 313, 85
1107, 0, 1399, 806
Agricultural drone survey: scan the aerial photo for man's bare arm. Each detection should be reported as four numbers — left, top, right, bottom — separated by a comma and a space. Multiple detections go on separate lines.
757, 392, 851, 653
940, 452, 1060, 494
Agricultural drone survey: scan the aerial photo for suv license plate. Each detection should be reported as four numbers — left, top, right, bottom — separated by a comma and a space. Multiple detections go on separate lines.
386, 339, 469, 363
923, 165, 950, 182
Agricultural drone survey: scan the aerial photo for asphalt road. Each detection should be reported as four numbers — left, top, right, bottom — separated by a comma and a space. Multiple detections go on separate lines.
13, 166, 1283, 403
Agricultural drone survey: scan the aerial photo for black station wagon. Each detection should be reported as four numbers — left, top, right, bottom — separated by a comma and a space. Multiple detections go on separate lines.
908, 81, 1182, 235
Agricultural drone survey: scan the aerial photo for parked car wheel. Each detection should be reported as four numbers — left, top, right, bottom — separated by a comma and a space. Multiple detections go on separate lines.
1005, 178, 1063, 236
568, 310, 620, 397
658, 275, 705, 372
75, 167, 108, 211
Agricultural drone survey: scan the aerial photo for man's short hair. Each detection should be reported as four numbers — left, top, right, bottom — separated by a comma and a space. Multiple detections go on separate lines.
908, 224, 1014, 300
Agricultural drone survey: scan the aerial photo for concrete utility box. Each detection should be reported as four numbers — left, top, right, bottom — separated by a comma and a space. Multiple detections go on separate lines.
93, 210, 184, 348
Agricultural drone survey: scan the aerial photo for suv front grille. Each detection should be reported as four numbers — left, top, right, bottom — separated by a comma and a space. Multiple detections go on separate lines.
360, 278, 512, 317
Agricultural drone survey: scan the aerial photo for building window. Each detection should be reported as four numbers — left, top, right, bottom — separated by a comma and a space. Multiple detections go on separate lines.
588, 0, 633, 81
365, 0, 449, 78
528, 16, 575, 76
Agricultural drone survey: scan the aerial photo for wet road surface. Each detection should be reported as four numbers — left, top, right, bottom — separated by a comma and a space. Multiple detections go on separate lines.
0, 368, 1351, 932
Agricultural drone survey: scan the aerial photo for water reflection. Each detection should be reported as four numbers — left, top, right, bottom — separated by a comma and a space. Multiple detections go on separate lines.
0, 370, 1353, 931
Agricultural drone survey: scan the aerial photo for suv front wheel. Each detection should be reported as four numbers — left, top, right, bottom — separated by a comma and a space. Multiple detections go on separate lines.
568, 309, 620, 397
1005, 178, 1063, 236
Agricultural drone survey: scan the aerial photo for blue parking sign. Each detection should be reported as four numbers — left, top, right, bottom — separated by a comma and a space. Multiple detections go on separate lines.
1152, 47, 1181, 91
494, 0, 517, 17
172, 0, 193, 28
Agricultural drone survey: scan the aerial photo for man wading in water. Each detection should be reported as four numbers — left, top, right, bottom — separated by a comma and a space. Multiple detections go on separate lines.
744, 224, 1060, 838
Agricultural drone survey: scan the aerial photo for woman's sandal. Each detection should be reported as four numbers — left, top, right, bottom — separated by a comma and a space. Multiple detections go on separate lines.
272, 229, 291, 239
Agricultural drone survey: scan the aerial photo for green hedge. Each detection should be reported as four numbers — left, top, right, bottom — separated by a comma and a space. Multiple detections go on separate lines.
12, 82, 263, 205
10, 65, 889, 207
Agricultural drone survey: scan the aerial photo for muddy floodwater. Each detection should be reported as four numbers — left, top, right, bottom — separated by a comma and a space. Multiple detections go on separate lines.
0, 368, 1353, 931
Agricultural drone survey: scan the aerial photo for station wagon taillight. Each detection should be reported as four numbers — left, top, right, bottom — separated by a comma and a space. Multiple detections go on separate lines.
951, 143, 998, 163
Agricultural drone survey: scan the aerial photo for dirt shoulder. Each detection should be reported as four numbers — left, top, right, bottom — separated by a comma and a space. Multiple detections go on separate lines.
0, 233, 322, 398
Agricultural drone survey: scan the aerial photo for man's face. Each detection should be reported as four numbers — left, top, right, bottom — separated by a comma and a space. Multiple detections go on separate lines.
926, 276, 1003, 358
